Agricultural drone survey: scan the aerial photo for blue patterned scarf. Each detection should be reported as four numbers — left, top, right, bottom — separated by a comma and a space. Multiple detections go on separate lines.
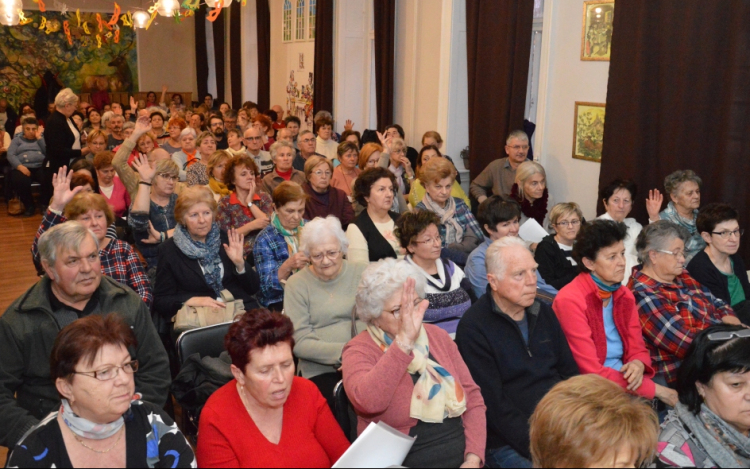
174, 223, 224, 296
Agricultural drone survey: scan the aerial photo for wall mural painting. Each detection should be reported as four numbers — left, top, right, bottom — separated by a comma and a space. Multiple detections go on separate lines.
286, 69, 314, 131
0, 10, 138, 110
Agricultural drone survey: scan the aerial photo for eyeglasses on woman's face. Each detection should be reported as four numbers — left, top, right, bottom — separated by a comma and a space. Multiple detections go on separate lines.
73, 360, 139, 381
555, 219, 581, 229
310, 250, 342, 263
712, 229, 744, 240
157, 173, 178, 182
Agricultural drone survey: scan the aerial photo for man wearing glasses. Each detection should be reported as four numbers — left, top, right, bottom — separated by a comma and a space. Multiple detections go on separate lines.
293, 130, 325, 172
0, 222, 169, 448
244, 127, 274, 178
470, 130, 532, 203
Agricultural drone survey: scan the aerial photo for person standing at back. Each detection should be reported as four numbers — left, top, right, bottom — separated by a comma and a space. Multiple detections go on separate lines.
470, 130, 529, 202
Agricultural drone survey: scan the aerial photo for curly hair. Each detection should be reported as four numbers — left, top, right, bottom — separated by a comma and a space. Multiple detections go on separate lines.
395, 210, 441, 254
223, 154, 259, 191
352, 167, 397, 208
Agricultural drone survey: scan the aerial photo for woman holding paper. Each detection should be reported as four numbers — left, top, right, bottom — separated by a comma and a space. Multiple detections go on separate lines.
511, 161, 554, 233
342, 259, 487, 468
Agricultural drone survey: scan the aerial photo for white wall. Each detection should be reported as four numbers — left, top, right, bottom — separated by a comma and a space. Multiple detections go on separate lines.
333, 0, 371, 134
535, 0, 609, 218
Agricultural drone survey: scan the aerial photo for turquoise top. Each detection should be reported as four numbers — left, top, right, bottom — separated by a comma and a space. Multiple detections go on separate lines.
603, 300, 624, 371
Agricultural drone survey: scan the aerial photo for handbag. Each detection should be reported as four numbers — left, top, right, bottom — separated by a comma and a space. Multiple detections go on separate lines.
173, 290, 245, 333
8, 197, 24, 216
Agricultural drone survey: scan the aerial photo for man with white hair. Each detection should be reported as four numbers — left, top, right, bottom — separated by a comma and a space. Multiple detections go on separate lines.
0, 222, 170, 448
456, 237, 579, 468
243, 126, 273, 177
470, 129, 530, 202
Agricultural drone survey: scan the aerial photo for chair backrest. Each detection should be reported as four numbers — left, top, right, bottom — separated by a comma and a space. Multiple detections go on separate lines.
176, 322, 233, 365
333, 380, 359, 443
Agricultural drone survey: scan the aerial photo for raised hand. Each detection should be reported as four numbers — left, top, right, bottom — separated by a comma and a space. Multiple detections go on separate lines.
161, 84, 168, 94
50, 166, 84, 212
646, 189, 664, 221
132, 154, 156, 183
223, 228, 247, 269
344, 119, 354, 132
130, 96, 138, 111
133, 116, 152, 138
395, 278, 428, 350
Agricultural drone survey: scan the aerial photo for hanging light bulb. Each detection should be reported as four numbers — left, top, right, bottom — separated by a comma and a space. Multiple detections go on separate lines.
205, 0, 232, 9
0, 0, 22, 26
157, 0, 178, 17
132, 10, 150, 28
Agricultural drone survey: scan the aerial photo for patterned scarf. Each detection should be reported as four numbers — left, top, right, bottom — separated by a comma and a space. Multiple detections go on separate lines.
591, 273, 621, 301
366, 325, 467, 423
675, 403, 750, 468
421, 193, 464, 245
60, 398, 125, 440
173, 222, 224, 297
511, 184, 549, 226
272, 212, 304, 256
209, 177, 231, 198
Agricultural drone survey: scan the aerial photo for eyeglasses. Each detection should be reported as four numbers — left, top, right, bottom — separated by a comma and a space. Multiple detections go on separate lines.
384, 298, 424, 318
300, 138, 316, 144
711, 229, 744, 240
508, 145, 530, 151
245, 136, 262, 141
310, 250, 342, 263
73, 360, 139, 381
312, 170, 332, 178
415, 236, 442, 246
707, 329, 750, 341
157, 173, 178, 182
656, 249, 686, 260
555, 220, 581, 228
392, 149, 405, 155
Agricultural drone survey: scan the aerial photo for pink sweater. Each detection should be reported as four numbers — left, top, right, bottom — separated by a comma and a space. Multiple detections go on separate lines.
100, 176, 131, 219
342, 324, 487, 462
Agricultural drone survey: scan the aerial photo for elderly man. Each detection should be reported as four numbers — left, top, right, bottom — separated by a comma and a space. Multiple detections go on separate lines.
293, 129, 325, 172
470, 130, 530, 202
456, 237, 579, 468
271, 104, 286, 131
223, 109, 238, 132
106, 113, 125, 150
276, 127, 293, 143
209, 114, 228, 150
244, 126, 274, 177
0, 222, 170, 448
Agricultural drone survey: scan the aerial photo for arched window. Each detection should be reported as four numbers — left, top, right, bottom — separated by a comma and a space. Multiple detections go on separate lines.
308, 0, 316, 40
295, 0, 306, 41
283, 0, 292, 42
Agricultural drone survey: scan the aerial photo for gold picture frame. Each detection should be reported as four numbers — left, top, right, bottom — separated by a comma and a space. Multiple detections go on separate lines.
581, 0, 615, 61
573, 102, 606, 163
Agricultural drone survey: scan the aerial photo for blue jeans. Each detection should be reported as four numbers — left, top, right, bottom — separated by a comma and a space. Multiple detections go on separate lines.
486, 446, 532, 468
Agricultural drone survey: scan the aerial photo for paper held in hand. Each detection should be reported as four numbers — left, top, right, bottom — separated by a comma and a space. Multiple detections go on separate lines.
519, 218, 549, 244
332, 421, 416, 468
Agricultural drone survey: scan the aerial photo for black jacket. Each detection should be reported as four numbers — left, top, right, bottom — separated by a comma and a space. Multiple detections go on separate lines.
352, 209, 400, 262
153, 230, 261, 322
687, 250, 750, 323
535, 234, 579, 291
3, 106, 18, 134
455, 290, 579, 458
43, 111, 82, 171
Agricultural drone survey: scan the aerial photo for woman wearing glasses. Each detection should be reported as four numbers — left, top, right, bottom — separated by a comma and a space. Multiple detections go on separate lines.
284, 216, 368, 409
535, 203, 584, 291
302, 155, 355, 228
598, 179, 643, 280
6, 314, 196, 468
687, 203, 750, 325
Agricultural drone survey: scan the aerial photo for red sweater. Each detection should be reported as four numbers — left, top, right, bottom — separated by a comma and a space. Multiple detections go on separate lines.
196, 377, 350, 468
553, 273, 657, 399
342, 324, 487, 463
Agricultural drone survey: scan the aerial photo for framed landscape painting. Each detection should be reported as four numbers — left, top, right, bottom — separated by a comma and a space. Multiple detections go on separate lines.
581, 0, 615, 61
573, 102, 606, 163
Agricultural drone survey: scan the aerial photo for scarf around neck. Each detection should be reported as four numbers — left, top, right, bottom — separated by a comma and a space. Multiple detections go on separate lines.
173, 223, 224, 296
591, 273, 621, 301
511, 184, 549, 226
272, 212, 304, 256
366, 325, 467, 423
421, 193, 464, 245
60, 399, 125, 440
209, 177, 231, 198
672, 403, 750, 468
664, 202, 699, 233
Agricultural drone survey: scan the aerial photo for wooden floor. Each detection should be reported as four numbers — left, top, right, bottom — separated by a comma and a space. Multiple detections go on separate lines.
0, 205, 45, 465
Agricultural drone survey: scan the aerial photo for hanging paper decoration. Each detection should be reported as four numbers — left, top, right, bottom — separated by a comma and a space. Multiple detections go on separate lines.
95, 13, 104, 31
63, 19, 72, 45
145, 9, 157, 29
18, 10, 32, 25
241, 0, 247, 6
83, 21, 90, 34
38, 16, 46, 30
206, 0, 223, 22
184, 9, 193, 17
121, 11, 132, 27
52, 0, 68, 15
75, 8, 80, 26
114, 27, 120, 43
173, 9, 181, 23
32, 0, 46, 13
107, 2, 120, 29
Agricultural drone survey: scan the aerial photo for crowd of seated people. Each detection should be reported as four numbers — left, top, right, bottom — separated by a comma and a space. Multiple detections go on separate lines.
2, 86, 750, 469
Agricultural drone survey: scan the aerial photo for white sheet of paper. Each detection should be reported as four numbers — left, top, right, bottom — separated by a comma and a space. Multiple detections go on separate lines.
332, 421, 416, 468
519, 218, 549, 244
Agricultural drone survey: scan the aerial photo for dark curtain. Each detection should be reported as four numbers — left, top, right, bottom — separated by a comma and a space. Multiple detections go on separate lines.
465, 0, 534, 179
313, 0, 334, 116
600, 1, 750, 260
230, 2, 243, 109
373, 0, 395, 131
212, 11, 227, 105
194, 4, 209, 104
256, 0, 271, 111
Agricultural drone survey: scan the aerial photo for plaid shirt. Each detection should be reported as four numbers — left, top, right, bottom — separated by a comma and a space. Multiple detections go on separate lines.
216, 192, 274, 257
32, 210, 153, 306
629, 269, 734, 386
253, 223, 292, 307
416, 198, 485, 247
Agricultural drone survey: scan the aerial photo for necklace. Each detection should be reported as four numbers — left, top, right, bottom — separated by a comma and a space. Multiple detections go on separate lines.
73, 426, 123, 454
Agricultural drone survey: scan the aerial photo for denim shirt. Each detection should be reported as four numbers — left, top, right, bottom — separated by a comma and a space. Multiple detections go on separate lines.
128, 194, 178, 268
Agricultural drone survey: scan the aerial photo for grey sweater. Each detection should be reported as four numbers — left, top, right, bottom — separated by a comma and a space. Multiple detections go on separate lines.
7, 135, 46, 169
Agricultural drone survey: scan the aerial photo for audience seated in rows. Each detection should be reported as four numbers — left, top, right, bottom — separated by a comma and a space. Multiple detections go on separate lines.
93, 151, 131, 219
208, 115, 228, 151
161, 116, 187, 155
8, 117, 46, 217
510, 160, 553, 232
343, 260, 486, 468
330, 141, 360, 198
302, 155, 355, 228
171, 128, 198, 182
535, 202, 582, 290
409, 145, 469, 208
470, 129, 529, 202
456, 237, 578, 468
421, 131, 461, 184
292, 129, 321, 172
244, 126, 274, 177
262, 140, 306, 194
205, 150, 231, 201
225, 128, 247, 158
598, 178, 643, 277
387, 137, 415, 200
315, 115, 338, 162
383, 124, 419, 168
186, 131, 218, 187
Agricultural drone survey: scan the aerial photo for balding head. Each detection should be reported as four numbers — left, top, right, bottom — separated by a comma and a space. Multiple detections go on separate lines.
244, 126, 263, 153
149, 148, 171, 165
271, 105, 284, 121
277, 128, 292, 143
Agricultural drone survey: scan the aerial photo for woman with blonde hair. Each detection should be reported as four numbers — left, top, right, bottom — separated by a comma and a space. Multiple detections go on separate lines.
186, 131, 218, 186
387, 138, 415, 199
206, 150, 233, 201
409, 145, 469, 207
126, 131, 158, 166
510, 160, 554, 232
84, 128, 108, 158
535, 202, 584, 290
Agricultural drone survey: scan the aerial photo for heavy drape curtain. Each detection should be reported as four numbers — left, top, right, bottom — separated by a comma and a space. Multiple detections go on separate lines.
313, 0, 334, 117
230, 2, 243, 109
600, 1, 750, 260
194, 5, 209, 103
212, 12, 227, 104
465, 0, 534, 179
373, 0, 395, 132
256, 0, 271, 111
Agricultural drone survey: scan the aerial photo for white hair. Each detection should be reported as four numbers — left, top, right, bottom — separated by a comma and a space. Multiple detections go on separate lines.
355, 259, 426, 324
54, 88, 79, 109
485, 236, 531, 279
506, 130, 529, 145
180, 127, 197, 140
101, 111, 115, 128
269, 140, 296, 162
299, 216, 349, 257
39, 221, 99, 266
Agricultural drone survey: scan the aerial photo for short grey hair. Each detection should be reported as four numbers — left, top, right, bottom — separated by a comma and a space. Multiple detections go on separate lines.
506, 130, 529, 145
664, 170, 702, 197
122, 121, 135, 131
101, 111, 115, 128
485, 236, 531, 279
269, 140, 296, 161
635, 221, 691, 266
355, 259, 426, 324
299, 216, 349, 257
54, 88, 79, 109
180, 127, 197, 140
314, 110, 333, 122
38, 221, 99, 266
298, 129, 314, 140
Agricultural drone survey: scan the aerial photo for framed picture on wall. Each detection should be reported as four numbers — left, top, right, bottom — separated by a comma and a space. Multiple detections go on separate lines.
573, 102, 606, 163
581, 0, 615, 61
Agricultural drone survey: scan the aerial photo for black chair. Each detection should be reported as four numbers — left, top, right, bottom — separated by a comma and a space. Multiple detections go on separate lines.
176, 321, 233, 365
333, 380, 359, 443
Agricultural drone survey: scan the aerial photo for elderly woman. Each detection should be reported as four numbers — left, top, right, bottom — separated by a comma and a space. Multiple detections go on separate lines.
396, 210, 473, 336
197, 310, 350, 468
553, 220, 678, 407
647, 170, 706, 262
409, 145, 469, 207
302, 155, 355, 228
217, 155, 273, 259
93, 151, 131, 219
32, 167, 152, 305
206, 150, 232, 201
342, 259, 486, 468
262, 140, 306, 194
284, 216, 368, 407
161, 116, 187, 155
511, 161, 554, 232
125, 131, 157, 167
688, 204, 750, 324
359, 142, 384, 170
150, 109, 169, 143
253, 181, 309, 312
347, 167, 405, 263
171, 127, 198, 182
84, 128, 108, 159
387, 138, 415, 199
330, 141, 361, 199
598, 178, 643, 280
153, 186, 260, 329
656, 325, 750, 468
6, 314, 196, 468
226, 128, 247, 158
535, 203, 583, 290
630, 221, 742, 387
416, 157, 484, 266
186, 131, 218, 186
